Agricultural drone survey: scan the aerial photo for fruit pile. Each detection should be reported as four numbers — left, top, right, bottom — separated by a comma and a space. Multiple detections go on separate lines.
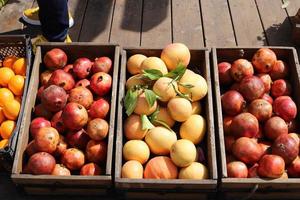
0, 56, 26, 149
219, 48, 300, 178
122, 43, 209, 179
24, 48, 113, 176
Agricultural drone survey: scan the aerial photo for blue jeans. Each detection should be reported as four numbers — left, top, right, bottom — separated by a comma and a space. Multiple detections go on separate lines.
37, 0, 69, 42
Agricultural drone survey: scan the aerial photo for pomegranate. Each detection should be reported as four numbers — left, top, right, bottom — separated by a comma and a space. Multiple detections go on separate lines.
34, 127, 60, 153
51, 164, 71, 176
259, 141, 272, 156
221, 90, 245, 116
34, 104, 53, 119
68, 86, 94, 109
43, 48, 67, 69
252, 48, 277, 73
218, 62, 233, 85
230, 113, 259, 138
223, 116, 233, 135
271, 79, 291, 98
37, 86, 45, 100
257, 74, 272, 92
73, 58, 93, 79
230, 83, 240, 91
288, 120, 300, 133
26, 140, 37, 157
227, 161, 248, 178
239, 76, 265, 101
61, 148, 85, 170
92, 57, 112, 74
86, 140, 107, 164
273, 96, 297, 122
257, 155, 285, 178
87, 118, 109, 141
40, 70, 52, 86
248, 99, 272, 122
261, 93, 273, 104
248, 163, 259, 178
270, 60, 289, 80
66, 129, 90, 150
264, 116, 288, 140
54, 135, 68, 157
51, 111, 66, 134
230, 59, 254, 82
62, 102, 88, 130
287, 157, 300, 177
47, 69, 75, 91
232, 137, 263, 165
272, 134, 299, 164
41, 85, 67, 112
80, 163, 101, 175
29, 117, 51, 138
75, 79, 90, 88
88, 98, 110, 119
90, 72, 112, 96
28, 152, 56, 175
63, 64, 73, 74
289, 133, 300, 146
254, 126, 264, 140
225, 135, 235, 153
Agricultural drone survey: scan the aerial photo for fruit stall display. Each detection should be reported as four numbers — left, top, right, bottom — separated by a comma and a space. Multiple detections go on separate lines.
11, 43, 120, 195
212, 47, 300, 198
114, 44, 217, 198
0, 35, 31, 171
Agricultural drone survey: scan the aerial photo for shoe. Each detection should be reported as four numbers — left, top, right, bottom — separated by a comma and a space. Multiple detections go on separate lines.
31, 34, 72, 53
22, 7, 74, 28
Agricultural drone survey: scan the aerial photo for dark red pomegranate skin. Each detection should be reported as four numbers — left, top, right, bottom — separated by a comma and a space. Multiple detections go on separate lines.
272, 134, 299, 164
221, 90, 245, 116
239, 76, 265, 101
230, 113, 259, 138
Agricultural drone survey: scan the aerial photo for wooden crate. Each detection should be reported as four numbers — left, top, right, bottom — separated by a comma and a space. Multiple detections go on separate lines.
114, 48, 218, 199
212, 47, 300, 199
11, 43, 120, 195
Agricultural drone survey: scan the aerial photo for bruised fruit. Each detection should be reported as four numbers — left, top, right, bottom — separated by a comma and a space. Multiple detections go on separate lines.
145, 127, 177, 155
47, 69, 75, 91
62, 103, 88, 130
90, 72, 112, 96
273, 96, 297, 122
73, 58, 93, 79
262, 93, 273, 104
87, 118, 109, 141
41, 85, 67, 112
258, 155, 285, 178
40, 70, 52, 86
88, 98, 110, 119
134, 92, 157, 116
86, 140, 107, 163
272, 134, 299, 164
26, 140, 37, 157
270, 60, 289, 80
153, 107, 175, 128
167, 97, 192, 122
124, 114, 147, 140
230, 113, 259, 138
92, 57, 112, 74
230, 59, 254, 82
287, 157, 300, 177
61, 148, 85, 170
80, 163, 101, 175
44, 48, 67, 69
68, 86, 94, 109
51, 164, 71, 176
144, 156, 178, 179
51, 111, 66, 134
170, 139, 197, 167
271, 79, 291, 98
29, 117, 51, 138
55, 135, 67, 157
121, 160, 143, 179
34, 104, 53, 120
221, 90, 245, 116
258, 74, 272, 92
248, 99, 272, 122
223, 116, 233, 135
179, 162, 208, 179
75, 79, 90, 88
239, 76, 265, 101
28, 152, 56, 175
34, 127, 59, 153
66, 129, 90, 150
180, 114, 206, 144
248, 163, 259, 178
264, 116, 288, 140
232, 137, 263, 165
141, 57, 168, 75
123, 140, 150, 164
227, 161, 248, 178
218, 62, 233, 85
252, 48, 277, 73
153, 77, 177, 102
225, 136, 235, 153
161, 43, 190, 71
127, 54, 147, 75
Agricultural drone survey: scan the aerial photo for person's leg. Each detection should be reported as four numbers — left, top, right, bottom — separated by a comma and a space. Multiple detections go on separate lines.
37, 0, 69, 42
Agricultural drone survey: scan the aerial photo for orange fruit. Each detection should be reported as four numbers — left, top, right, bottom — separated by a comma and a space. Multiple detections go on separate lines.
0, 88, 14, 107
0, 67, 15, 87
0, 139, 9, 149
0, 120, 15, 139
12, 58, 26, 76
3, 56, 18, 68
8, 75, 25, 96
15, 96, 22, 103
0, 107, 6, 124
3, 99, 20, 120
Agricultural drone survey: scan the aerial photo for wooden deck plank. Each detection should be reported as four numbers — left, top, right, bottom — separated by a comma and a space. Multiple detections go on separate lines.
256, 0, 293, 46
228, 0, 266, 45
110, 0, 142, 47
141, 0, 172, 48
200, 0, 236, 47
172, 0, 204, 48
79, 0, 115, 42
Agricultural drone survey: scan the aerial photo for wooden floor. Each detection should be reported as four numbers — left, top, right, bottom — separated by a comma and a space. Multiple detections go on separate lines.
0, 0, 300, 199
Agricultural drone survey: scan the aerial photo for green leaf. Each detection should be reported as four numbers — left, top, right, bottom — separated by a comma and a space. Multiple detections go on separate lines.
142, 69, 163, 80
124, 89, 138, 116
165, 63, 186, 80
178, 82, 194, 89
154, 119, 173, 132
144, 89, 157, 107
141, 115, 155, 130
149, 106, 160, 123
171, 82, 192, 102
